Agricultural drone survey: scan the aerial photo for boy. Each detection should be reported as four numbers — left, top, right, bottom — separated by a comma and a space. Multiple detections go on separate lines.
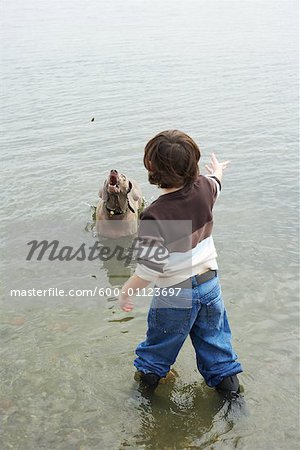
119, 130, 242, 398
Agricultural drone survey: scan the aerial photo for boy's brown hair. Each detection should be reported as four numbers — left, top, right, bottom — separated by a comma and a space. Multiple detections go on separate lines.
143, 130, 201, 189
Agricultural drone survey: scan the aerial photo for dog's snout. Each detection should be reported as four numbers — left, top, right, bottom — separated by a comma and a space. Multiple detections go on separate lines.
109, 169, 119, 187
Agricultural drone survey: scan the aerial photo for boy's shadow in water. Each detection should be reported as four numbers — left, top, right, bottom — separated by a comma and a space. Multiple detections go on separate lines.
123, 381, 246, 449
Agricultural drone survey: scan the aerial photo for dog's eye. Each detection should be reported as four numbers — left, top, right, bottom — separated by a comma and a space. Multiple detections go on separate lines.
121, 174, 126, 180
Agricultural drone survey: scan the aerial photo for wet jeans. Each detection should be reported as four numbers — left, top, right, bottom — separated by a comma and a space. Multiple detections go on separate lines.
134, 274, 243, 387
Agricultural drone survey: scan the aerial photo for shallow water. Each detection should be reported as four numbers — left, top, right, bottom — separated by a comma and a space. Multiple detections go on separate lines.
1, 0, 299, 449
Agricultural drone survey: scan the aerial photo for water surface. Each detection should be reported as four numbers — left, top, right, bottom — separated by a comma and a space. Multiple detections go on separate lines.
0, 1, 299, 449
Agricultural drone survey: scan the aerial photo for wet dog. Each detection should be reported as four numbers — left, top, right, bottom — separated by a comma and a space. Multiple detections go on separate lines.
96, 169, 143, 238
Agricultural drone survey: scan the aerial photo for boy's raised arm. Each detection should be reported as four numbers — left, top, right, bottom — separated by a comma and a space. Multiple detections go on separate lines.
205, 153, 230, 182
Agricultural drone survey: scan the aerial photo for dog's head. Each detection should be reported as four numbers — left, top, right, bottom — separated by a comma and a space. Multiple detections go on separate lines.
99, 170, 140, 216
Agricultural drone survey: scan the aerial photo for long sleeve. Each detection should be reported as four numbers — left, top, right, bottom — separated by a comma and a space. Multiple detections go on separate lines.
134, 213, 169, 282
205, 175, 221, 204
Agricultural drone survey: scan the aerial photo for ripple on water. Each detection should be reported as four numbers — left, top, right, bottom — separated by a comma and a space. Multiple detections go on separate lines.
1, 0, 299, 448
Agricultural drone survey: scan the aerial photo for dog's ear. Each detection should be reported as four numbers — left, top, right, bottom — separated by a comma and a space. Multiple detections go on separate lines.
100, 181, 108, 201
127, 180, 142, 213
128, 181, 141, 202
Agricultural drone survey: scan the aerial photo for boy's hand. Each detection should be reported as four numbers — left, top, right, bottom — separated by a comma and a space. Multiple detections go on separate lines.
119, 291, 134, 312
118, 274, 151, 312
205, 153, 230, 182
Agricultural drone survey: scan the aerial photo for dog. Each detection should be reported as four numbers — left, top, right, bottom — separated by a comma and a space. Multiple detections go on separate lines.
96, 169, 143, 238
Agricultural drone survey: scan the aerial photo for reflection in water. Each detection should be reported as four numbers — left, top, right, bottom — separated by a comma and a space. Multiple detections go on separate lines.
1, 0, 298, 446
94, 234, 136, 287
122, 381, 246, 449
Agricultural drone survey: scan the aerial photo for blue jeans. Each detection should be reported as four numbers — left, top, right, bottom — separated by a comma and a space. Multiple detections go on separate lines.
134, 274, 242, 387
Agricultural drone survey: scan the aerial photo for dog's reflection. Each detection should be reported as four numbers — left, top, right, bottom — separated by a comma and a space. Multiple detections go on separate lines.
97, 235, 137, 286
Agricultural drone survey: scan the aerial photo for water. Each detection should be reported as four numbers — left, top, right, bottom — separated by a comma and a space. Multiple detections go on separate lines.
0, 0, 299, 448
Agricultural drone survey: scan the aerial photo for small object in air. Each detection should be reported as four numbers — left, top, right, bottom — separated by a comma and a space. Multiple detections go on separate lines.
91, 117, 95, 122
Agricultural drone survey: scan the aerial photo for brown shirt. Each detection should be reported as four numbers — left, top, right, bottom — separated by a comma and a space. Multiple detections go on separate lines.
134, 175, 220, 286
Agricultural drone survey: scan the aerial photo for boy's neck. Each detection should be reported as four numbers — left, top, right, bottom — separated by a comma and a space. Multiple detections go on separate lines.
161, 186, 183, 195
